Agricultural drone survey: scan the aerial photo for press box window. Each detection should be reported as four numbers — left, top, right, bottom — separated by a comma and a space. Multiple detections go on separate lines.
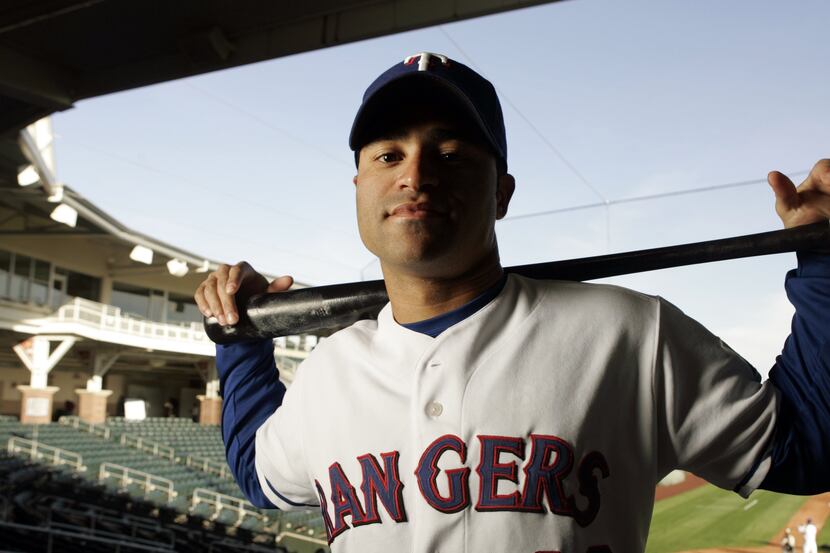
11, 254, 32, 302
167, 292, 201, 324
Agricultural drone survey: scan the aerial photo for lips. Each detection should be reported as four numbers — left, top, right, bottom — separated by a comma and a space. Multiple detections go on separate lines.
389, 202, 446, 218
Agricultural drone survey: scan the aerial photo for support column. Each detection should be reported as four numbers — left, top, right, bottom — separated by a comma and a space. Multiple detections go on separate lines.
13, 336, 76, 424
75, 352, 119, 424
99, 275, 113, 305
16, 385, 60, 424
75, 389, 113, 424
198, 360, 221, 425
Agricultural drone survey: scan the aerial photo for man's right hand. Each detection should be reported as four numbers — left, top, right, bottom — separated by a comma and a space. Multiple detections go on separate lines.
194, 261, 293, 326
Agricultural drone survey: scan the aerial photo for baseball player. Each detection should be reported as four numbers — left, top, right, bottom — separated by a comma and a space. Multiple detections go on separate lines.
781, 528, 796, 552
798, 518, 818, 553
194, 53, 830, 552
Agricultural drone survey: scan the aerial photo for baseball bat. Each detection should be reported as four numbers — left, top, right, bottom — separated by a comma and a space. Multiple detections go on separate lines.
205, 221, 830, 344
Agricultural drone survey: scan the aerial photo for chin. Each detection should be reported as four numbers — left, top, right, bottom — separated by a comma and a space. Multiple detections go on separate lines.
380, 242, 453, 268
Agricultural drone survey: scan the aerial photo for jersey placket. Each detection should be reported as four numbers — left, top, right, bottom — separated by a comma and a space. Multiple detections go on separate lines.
410, 334, 473, 553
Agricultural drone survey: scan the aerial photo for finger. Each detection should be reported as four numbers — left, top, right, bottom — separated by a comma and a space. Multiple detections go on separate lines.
193, 283, 212, 317
210, 264, 240, 325
226, 261, 252, 295
768, 170, 799, 213
215, 274, 240, 325
266, 275, 294, 293
202, 276, 227, 324
802, 158, 830, 192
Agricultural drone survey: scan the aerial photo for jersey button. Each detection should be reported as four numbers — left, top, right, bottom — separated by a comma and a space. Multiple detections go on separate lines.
426, 401, 443, 417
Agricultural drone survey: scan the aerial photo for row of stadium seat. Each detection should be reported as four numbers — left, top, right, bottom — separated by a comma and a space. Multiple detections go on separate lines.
1, 417, 329, 549
103, 417, 226, 459
0, 451, 289, 552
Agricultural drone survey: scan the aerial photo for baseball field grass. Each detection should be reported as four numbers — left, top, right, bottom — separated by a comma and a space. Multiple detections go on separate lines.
819, 516, 830, 545
645, 483, 806, 553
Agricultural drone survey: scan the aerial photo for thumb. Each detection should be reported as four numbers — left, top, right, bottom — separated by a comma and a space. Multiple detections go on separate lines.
266, 275, 294, 293
768, 170, 799, 213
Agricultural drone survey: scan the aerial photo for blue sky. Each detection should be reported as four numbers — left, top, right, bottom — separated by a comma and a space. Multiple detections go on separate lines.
51, 0, 829, 374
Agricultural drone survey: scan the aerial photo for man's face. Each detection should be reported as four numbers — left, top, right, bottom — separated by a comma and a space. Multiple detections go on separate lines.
353, 116, 514, 279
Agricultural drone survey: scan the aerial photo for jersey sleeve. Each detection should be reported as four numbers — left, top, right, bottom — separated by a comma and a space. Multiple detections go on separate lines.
254, 354, 320, 509
217, 339, 316, 510
652, 297, 779, 496
760, 252, 830, 494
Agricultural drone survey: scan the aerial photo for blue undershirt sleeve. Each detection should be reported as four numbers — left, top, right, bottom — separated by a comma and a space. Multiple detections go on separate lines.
217, 339, 285, 509
760, 251, 830, 494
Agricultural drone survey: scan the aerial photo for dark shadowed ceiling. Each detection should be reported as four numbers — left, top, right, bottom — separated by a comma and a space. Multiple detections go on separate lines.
0, 0, 563, 137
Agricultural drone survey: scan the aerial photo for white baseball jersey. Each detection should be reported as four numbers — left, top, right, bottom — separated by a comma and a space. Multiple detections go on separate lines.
255, 274, 778, 552
799, 523, 818, 553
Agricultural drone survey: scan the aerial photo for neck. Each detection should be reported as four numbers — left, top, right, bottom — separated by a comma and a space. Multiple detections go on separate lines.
382, 250, 504, 324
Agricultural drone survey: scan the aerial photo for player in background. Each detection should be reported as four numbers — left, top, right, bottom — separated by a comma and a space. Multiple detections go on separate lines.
195, 53, 830, 552
781, 528, 796, 552
798, 518, 818, 553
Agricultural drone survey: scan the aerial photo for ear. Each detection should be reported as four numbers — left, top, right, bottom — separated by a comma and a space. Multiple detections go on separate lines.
495, 173, 516, 219
353, 175, 358, 187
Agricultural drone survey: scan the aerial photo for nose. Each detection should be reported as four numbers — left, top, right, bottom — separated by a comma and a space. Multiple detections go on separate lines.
396, 150, 438, 192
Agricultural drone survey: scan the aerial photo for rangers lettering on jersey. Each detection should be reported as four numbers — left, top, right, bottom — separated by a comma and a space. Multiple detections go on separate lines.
315, 432, 610, 545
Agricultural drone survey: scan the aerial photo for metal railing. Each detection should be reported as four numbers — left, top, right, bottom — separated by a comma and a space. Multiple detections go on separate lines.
0, 521, 174, 552
47, 297, 318, 355
119, 434, 176, 461
274, 335, 318, 353
52, 297, 209, 344
7, 437, 85, 472
59, 415, 112, 439
45, 506, 175, 548
99, 463, 176, 502
276, 530, 329, 548
62, 416, 236, 484
185, 455, 233, 480
191, 488, 263, 527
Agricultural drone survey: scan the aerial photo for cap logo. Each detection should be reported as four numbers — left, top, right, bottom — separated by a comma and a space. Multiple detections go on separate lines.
403, 52, 449, 72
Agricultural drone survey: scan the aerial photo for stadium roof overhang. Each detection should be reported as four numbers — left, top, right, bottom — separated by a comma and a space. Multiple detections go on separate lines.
0, 0, 565, 137
0, 121, 226, 281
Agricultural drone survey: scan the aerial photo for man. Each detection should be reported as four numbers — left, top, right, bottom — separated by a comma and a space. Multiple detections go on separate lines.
781, 528, 795, 552
194, 53, 830, 552
798, 518, 818, 553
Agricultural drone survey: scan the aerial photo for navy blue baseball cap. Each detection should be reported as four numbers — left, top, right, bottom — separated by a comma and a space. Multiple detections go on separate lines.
349, 52, 507, 171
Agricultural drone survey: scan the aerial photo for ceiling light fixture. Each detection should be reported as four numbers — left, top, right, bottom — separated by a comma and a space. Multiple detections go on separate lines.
17, 165, 39, 186
166, 258, 189, 277
129, 245, 154, 265
49, 203, 78, 227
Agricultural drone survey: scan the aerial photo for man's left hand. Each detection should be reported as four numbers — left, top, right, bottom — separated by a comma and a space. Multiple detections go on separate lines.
770, 159, 830, 228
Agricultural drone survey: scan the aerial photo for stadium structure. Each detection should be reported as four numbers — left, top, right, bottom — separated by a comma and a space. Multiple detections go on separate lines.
0, 116, 327, 551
